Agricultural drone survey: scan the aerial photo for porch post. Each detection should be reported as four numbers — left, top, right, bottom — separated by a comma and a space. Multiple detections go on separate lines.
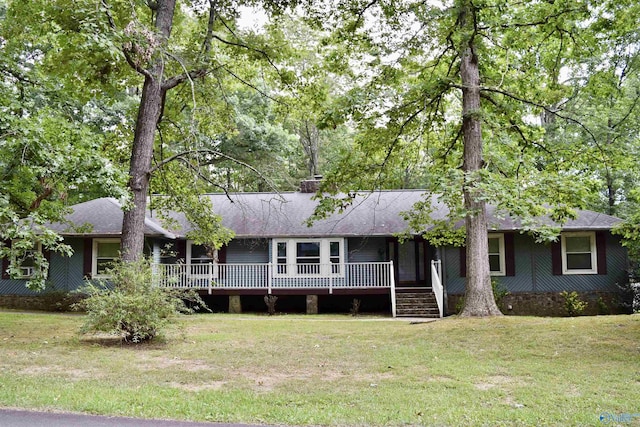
306, 295, 319, 314
267, 263, 273, 294
390, 261, 397, 318
208, 262, 212, 295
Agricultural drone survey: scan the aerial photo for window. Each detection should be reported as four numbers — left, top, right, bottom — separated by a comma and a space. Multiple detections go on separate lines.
296, 241, 320, 274
488, 234, 505, 276
273, 239, 344, 277
12, 241, 42, 278
330, 241, 341, 274
561, 232, 597, 274
92, 239, 120, 278
276, 241, 287, 274
189, 243, 214, 264
186, 241, 217, 277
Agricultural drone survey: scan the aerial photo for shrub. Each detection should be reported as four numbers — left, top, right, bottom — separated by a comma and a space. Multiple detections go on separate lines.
492, 280, 509, 309
560, 291, 588, 317
615, 281, 640, 314
75, 259, 208, 343
597, 297, 611, 315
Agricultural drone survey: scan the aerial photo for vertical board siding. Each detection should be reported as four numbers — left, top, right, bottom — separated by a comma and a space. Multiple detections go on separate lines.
48, 239, 69, 291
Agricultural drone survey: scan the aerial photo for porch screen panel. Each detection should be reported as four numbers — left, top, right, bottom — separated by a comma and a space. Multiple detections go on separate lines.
297, 241, 320, 275
330, 241, 341, 274
277, 242, 287, 274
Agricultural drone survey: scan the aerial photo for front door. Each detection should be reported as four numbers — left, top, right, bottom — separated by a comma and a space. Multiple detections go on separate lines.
387, 238, 431, 287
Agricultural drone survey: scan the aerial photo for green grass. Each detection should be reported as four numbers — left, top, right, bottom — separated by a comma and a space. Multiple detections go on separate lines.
0, 312, 639, 426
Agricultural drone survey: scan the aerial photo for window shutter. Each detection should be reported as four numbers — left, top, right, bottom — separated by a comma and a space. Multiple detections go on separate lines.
551, 240, 562, 275
505, 233, 515, 276
2, 240, 11, 279
83, 238, 93, 279
596, 231, 607, 275
460, 246, 466, 277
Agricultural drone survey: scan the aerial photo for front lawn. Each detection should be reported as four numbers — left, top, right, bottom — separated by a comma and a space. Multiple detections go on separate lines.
0, 312, 638, 426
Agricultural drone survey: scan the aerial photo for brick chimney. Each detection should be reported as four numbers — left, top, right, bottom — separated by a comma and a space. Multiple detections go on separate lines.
300, 175, 323, 193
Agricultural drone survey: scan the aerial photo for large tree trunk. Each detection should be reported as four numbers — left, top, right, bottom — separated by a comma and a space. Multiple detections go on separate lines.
121, 78, 165, 261
458, 4, 502, 317
120, 0, 176, 262
299, 120, 320, 177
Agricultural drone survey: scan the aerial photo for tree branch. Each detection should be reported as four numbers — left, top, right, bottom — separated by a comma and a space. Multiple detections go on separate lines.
100, 0, 153, 78
201, 0, 217, 57
161, 66, 211, 91
149, 148, 279, 194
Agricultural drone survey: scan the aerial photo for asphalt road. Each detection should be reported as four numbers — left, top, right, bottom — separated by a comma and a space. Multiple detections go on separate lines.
0, 409, 271, 427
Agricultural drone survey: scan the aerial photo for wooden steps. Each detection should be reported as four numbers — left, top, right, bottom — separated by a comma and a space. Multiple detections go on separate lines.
395, 289, 441, 318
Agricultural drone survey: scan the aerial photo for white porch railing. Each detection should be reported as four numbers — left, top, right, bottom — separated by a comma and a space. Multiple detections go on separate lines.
153, 261, 394, 294
431, 260, 444, 318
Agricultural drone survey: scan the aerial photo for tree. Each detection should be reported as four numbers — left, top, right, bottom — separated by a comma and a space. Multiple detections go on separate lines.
308, 0, 625, 316
0, 1, 129, 289
103, 0, 296, 261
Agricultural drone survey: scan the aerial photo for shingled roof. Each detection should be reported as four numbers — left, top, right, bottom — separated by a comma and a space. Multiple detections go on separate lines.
46, 198, 174, 238
52, 191, 622, 239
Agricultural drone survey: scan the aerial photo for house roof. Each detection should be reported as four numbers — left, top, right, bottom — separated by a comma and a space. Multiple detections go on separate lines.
46, 198, 175, 238
164, 190, 437, 238
52, 191, 622, 239
161, 191, 621, 238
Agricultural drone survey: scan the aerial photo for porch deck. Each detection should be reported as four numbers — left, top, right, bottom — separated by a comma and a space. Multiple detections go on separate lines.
152, 260, 443, 317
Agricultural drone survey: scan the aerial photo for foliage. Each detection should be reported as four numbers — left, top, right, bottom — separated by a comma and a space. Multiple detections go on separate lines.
0, 2, 129, 289
75, 259, 208, 343
455, 279, 509, 314
596, 297, 611, 316
491, 280, 510, 309
559, 291, 588, 317
614, 280, 640, 314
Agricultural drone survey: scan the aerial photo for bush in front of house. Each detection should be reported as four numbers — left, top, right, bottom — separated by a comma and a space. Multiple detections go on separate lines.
75, 259, 207, 343
560, 291, 588, 316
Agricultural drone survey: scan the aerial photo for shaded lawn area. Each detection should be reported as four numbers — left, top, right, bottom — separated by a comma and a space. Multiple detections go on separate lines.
0, 312, 638, 426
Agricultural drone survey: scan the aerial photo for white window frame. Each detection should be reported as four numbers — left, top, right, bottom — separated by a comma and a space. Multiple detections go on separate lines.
488, 233, 506, 277
561, 232, 597, 275
186, 240, 219, 280
186, 240, 216, 265
11, 240, 42, 279
272, 238, 344, 278
92, 238, 120, 278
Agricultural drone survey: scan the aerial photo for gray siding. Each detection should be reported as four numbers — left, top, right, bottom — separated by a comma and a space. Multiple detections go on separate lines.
346, 237, 387, 263
0, 237, 84, 295
444, 232, 628, 295
226, 239, 269, 263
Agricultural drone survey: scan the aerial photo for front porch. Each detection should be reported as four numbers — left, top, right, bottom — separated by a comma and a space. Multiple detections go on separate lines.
153, 261, 444, 317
